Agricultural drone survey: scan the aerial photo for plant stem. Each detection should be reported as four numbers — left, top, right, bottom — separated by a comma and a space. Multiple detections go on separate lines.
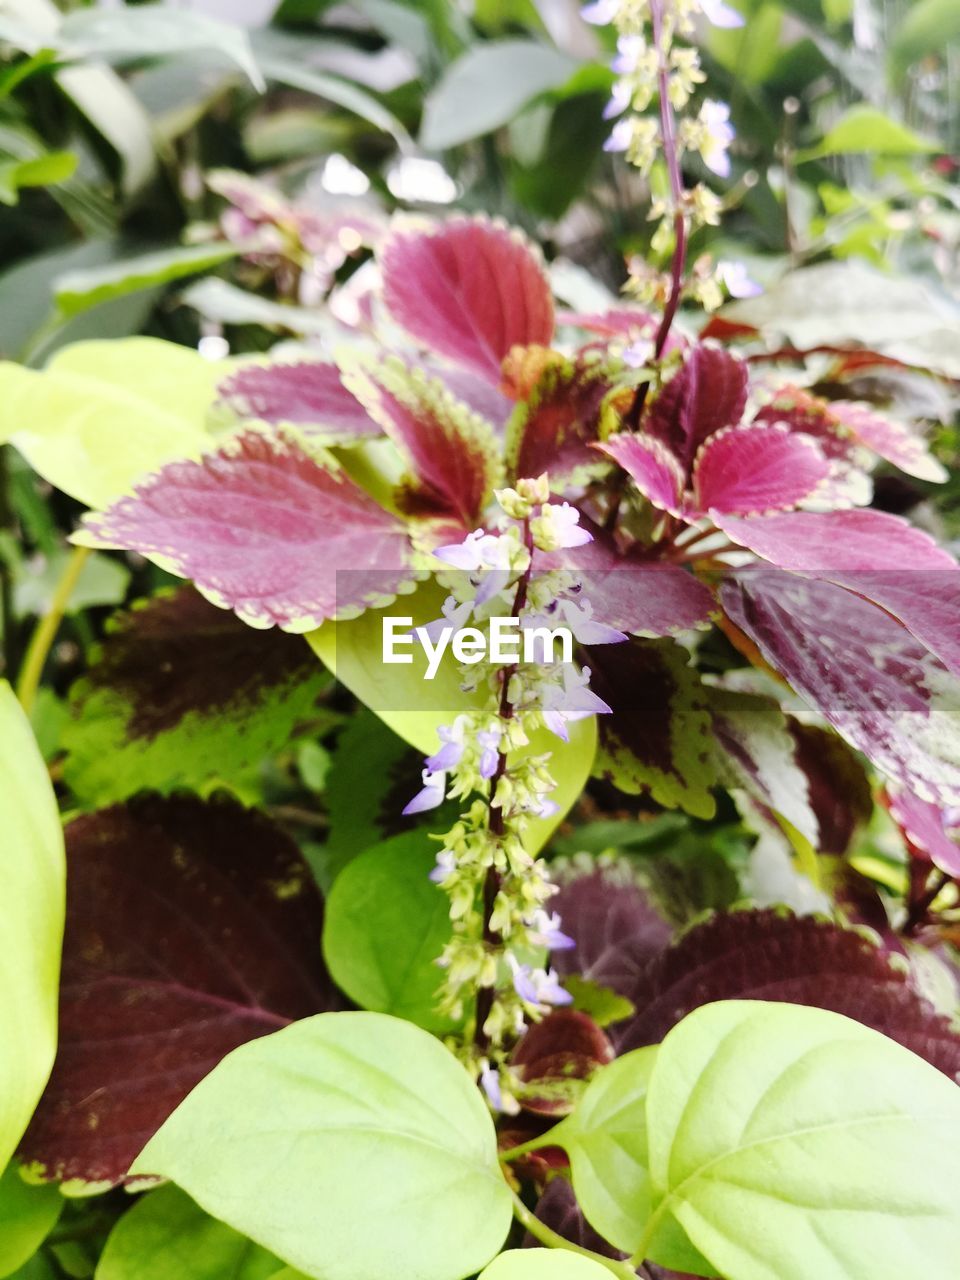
16, 545, 90, 715
650, 0, 688, 360
511, 1193, 637, 1279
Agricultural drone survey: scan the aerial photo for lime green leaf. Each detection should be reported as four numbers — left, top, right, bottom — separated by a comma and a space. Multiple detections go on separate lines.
479, 1251, 613, 1279
799, 106, 939, 162
641, 1001, 960, 1279
97, 1185, 281, 1280
563, 976, 635, 1029
323, 832, 458, 1034
54, 245, 239, 318
0, 1165, 61, 1279
421, 41, 580, 149
0, 152, 76, 207
0, 682, 65, 1171
1, 337, 225, 508
307, 580, 597, 853
132, 1013, 513, 1280
550, 1049, 658, 1258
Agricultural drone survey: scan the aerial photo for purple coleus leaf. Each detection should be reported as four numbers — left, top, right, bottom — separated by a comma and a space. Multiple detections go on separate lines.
721, 570, 960, 805
616, 908, 960, 1080
645, 343, 748, 466
790, 721, 873, 856
77, 429, 420, 632
886, 788, 960, 879
340, 353, 501, 531
511, 1009, 614, 1115
19, 795, 339, 1187
217, 361, 382, 443
380, 215, 554, 382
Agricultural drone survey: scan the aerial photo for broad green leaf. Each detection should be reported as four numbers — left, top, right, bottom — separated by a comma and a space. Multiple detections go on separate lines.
54, 245, 239, 319
798, 106, 938, 162
96, 1185, 281, 1280
709, 3, 782, 85
2, 337, 225, 508
890, 0, 960, 81
0, 1165, 61, 1279
0, 682, 65, 1170
479, 1252, 613, 1279
307, 580, 597, 853
132, 1013, 513, 1280
550, 1049, 659, 1258
420, 41, 581, 149
260, 58, 412, 149
58, 6, 264, 91
323, 832, 457, 1034
0, 152, 76, 207
181, 278, 339, 337
640, 1000, 960, 1279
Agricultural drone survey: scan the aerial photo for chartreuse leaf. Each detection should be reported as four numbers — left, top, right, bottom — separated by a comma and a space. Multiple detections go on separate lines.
307, 579, 596, 852
53, 245, 239, 318
1, 338, 225, 509
132, 1013, 513, 1280
96, 1185, 281, 1280
478, 1252, 612, 1279
0, 1164, 62, 1279
639, 1001, 960, 1278
323, 832, 458, 1034
0, 683, 64, 1172
798, 105, 938, 162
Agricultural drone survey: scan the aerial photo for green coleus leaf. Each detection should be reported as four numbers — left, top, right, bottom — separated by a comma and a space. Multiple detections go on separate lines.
0, 682, 64, 1172
132, 1013, 513, 1280
97, 1185, 281, 1280
641, 1001, 960, 1278
322, 831, 458, 1035
0, 338, 225, 509
62, 586, 330, 805
586, 638, 716, 819
53, 244, 239, 318
308, 579, 597, 854
478, 1251, 613, 1279
0, 1164, 62, 1279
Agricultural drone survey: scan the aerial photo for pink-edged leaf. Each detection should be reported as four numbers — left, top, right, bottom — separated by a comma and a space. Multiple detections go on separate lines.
380, 216, 554, 381
550, 865, 673, 1002
720, 570, 960, 805
594, 434, 685, 516
713, 507, 956, 571
691, 424, 829, 516
645, 344, 748, 466
217, 361, 381, 443
541, 525, 716, 637
830, 400, 947, 483
19, 795, 338, 1187
617, 909, 960, 1079
557, 308, 659, 337
426, 360, 514, 431
340, 354, 500, 528
77, 429, 419, 633
887, 788, 960, 878
584, 639, 717, 818
824, 572, 960, 679
507, 355, 620, 485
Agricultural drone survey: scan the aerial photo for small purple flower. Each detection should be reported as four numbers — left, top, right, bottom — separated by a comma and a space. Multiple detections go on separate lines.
402, 768, 447, 816
528, 909, 576, 951
701, 0, 745, 27
508, 954, 573, 1007
549, 502, 593, 550
557, 599, 627, 646
603, 118, 634, 153
717, 259, 762, 298
477, 727, 502, 780
480, 1062, 503, 1110
426, 717, 468, 772
700, 100, 734, 178
429, 847, 456, 884
610, 34, 644, 76
474, 568, 514, 606
580, 0, 619, 24
533, 795, 561, 819
603, 80, 632, 121
541, 666, 613, 742
420, 595, 473, 644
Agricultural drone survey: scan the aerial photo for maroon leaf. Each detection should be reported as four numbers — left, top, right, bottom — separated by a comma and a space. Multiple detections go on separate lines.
550, 866, 673, 1003
594, 434, 684, 516
506, 355, 619, 485
77, 429, 419, 632
340, 354, 500, 528
616, 908, 960, 1079
217, 362, 381, 443
720, 571, 960, 805
886, 788, 960, 878
527, 1180, 630, 1266
691, 425, 829, 516
542, 528, 716, 637
20, 795, 337, 1187
511, 1010, 614, 1115
645, 344, 748, 466
380, 216, 554, 381
790, 721, 873, 856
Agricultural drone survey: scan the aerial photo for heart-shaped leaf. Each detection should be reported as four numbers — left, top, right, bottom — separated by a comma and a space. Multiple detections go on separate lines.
691, 425, 828, 516
133, 1013, 513, 1280
0, 1164, 62, 1278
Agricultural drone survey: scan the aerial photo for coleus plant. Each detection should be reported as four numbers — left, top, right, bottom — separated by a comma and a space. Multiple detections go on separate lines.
3, 2, 960, 1280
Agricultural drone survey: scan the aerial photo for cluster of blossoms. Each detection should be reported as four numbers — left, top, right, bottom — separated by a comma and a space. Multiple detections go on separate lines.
402, 478, 626, 1111
584, 0, 760, 309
